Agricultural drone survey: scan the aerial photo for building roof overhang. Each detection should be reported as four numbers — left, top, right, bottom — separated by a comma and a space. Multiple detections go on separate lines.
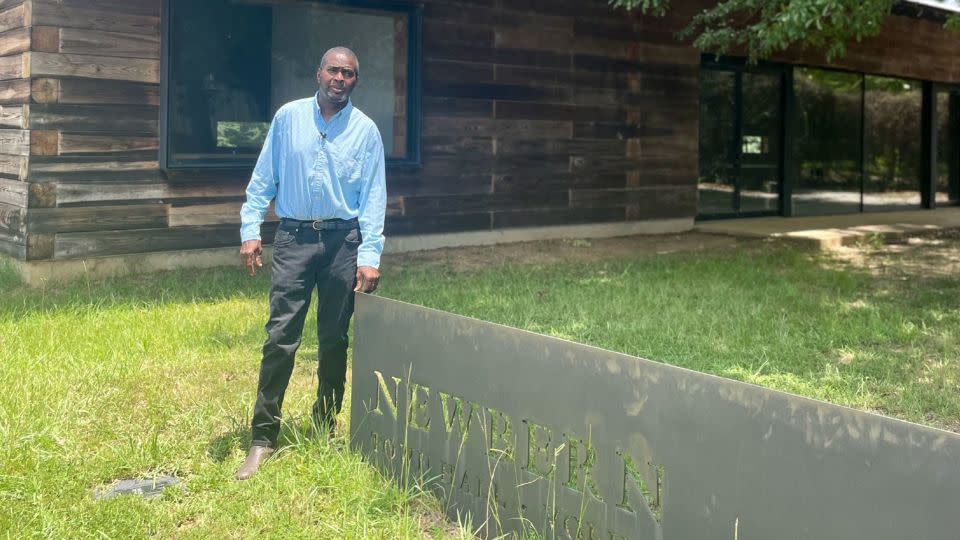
905, 0, 960, 14
894, 0, 960, 22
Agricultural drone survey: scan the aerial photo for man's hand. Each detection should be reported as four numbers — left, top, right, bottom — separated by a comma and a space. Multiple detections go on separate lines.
354, 266, 380, 293
240, 240, 263, 277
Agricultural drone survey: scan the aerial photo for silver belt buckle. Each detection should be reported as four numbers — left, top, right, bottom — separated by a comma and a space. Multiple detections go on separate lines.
311, 219, 323, 231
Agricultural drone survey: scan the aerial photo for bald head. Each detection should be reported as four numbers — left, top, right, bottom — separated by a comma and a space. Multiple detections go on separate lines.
320, 46, 359, 77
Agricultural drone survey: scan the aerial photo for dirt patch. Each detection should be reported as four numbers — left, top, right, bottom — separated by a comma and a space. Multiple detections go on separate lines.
384, 232, 758, 273
829, 229, 960, 280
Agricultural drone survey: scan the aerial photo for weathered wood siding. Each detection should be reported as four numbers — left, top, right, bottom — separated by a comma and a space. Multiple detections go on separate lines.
5, 0, 960, 262
0, 0, 29, 258
772, 13, 960, 83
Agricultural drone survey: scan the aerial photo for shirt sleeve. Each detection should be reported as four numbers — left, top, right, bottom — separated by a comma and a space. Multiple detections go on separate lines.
356, 126, 387, 268
240, 112, 282, 242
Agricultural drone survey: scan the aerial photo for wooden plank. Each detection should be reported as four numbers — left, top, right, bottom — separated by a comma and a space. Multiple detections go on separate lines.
0, 176, 25, 206
494, 138, 625, 157
32, 78, 158, 105
168, 201, 278, 227
0, 1, 24, 13
53, 223, 274, 259
32, 26, 160, 59
56, 181, 246, 205
493, 207, 625, 229
28, 104, 157, 133
424, 80, 572, 103
27, 203, 168, 233
569, 186, 697, 218
0, 152, 26, 179
495, 101, 624, 123
26, 233, 54, 260
422, 136, 494, 157
27, 155, 159, 182
29, 130, 56, 155
0, 3, 27, 34
30, 52, 159, 83
423, 97, 494, 118
423, 59, 495, 84
0, 104, 26, 128
0, 53, 28, 81
495, 26, 573, 52
423, 19, 494, 47
0, 78, 28, 103
0, 128, 28, 155
0, 26, 30, 55
0, 234, 25, 258
402, 191, 569, 215
31, 2, 158, 35
386, 173, 493, 197
32, 0, 159, 18
0, 201, 24, 237
493, 172, 627, 193
423, 118, 573, 138
27, 182, 55, 207
425, 43, 571, 69
60, 133, 157, 154
384, 212, 492, 236
30, 25, 58, 51
424, 3, 569, 31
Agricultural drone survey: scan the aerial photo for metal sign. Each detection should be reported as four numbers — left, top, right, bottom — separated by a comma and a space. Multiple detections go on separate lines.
350, 295, 960, 539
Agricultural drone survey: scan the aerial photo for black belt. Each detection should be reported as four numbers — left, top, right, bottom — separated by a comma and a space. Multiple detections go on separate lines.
279, 217, 359, 231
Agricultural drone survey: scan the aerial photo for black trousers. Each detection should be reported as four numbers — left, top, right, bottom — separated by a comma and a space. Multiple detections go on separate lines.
250, 219, 359, 447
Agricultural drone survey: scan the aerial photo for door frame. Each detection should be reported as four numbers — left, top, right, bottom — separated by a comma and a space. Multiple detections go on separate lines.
698, 56, 791, 220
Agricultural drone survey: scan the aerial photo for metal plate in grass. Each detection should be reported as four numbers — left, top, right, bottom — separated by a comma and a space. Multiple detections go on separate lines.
94, 476, 181, 501
351, 295, 960, 539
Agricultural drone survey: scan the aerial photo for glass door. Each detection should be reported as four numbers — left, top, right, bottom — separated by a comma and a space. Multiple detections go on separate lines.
936, 87, 960, 206
698, 63, 784, 218
739, 72, 784, 213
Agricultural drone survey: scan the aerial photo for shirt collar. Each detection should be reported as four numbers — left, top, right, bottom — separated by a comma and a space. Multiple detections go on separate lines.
314, 93, 353, 124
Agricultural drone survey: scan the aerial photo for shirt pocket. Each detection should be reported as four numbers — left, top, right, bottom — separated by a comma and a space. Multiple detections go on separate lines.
333, 147, 365, 188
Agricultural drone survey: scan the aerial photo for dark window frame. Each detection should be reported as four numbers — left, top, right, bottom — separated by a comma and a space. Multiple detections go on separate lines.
698, 55, 790, 220
159, 0, 423, 172
698, 55, 936, 219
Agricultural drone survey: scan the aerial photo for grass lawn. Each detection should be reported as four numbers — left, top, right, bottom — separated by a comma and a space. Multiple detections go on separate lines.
2, 232, 959, 537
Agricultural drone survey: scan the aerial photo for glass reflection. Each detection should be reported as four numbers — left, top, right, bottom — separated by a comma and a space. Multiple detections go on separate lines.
698, 70, 737, 215
937, 89, 960, 206
863, 76, 922, 212
739, 72, 782, 213
794, 68, 862, 215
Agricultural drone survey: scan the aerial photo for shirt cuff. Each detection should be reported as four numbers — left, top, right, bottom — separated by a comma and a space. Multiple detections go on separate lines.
357, 253, 381, 269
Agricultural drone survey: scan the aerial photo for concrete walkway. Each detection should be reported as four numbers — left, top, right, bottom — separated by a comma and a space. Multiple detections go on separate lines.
695, 207, 960, 249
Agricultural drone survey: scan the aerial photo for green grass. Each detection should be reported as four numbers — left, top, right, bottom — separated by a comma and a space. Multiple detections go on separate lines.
2, 236, 959, 537
382, 241, 960, 430
0, 267, 465, 539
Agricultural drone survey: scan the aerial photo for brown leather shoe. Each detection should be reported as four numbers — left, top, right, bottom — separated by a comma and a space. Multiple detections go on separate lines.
235, 446, 275, 481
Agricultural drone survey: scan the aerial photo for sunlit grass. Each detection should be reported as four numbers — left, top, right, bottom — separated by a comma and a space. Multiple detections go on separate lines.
0, 266, 465, 539
383, 242, 960, 431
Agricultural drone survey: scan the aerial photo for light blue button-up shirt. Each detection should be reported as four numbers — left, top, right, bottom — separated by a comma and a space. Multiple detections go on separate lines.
240, 95, 387, 268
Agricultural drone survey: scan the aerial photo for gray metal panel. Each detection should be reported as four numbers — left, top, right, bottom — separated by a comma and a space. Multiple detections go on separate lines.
350, 295, 960, 539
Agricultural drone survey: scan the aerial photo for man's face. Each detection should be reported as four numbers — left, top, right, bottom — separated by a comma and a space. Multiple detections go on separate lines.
316, 52, 358, 105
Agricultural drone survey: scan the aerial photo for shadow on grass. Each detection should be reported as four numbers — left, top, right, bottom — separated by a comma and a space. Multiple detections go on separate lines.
207, 415, 344, 464
207, 427, 252, 463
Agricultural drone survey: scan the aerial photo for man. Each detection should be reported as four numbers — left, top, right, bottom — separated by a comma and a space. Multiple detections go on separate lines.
235, 47, 386, 481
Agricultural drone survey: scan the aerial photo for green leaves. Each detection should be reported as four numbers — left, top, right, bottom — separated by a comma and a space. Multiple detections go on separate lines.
610, 0, 960, 63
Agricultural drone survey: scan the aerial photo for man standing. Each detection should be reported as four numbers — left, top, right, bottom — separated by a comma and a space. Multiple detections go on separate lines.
235, 47, 386, 481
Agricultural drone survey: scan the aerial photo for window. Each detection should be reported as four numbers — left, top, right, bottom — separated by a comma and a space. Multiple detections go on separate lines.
162, 0, 421, 169
794, 68, 863, 216
863, 75, 922, 212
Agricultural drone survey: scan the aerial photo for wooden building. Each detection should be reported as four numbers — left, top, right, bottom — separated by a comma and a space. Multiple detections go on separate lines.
0, 0, 958, 282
